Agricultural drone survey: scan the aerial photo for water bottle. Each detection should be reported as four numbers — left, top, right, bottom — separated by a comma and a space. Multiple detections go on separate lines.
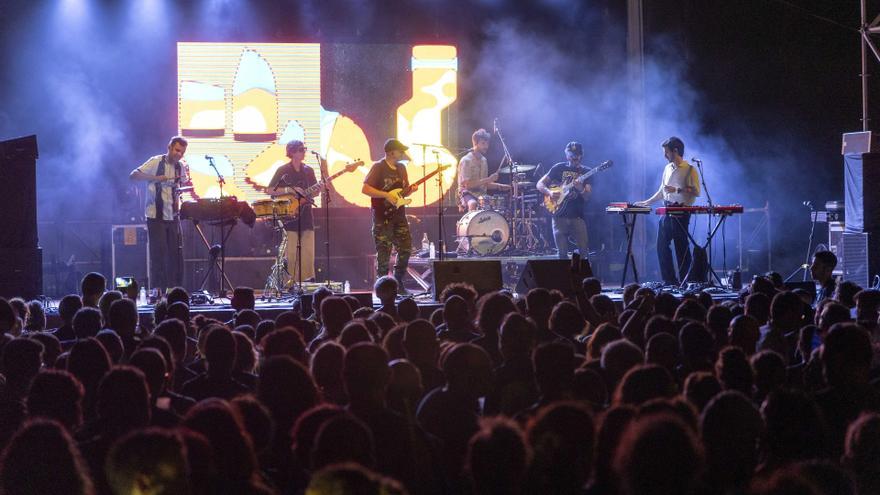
138, 287, 147, 305
429, 242, 436, 259
421, 232, 430, 252
343, 280, 350, 293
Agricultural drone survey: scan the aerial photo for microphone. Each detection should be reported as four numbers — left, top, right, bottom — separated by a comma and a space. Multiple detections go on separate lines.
310, 150, 322, 159
205, 155, 213, 160
802, 200, 814, 209
273, 174, 288, 191
691, 157, 702, 165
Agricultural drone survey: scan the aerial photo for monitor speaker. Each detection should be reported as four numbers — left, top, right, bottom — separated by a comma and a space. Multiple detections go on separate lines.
515, 258, 593, 296
432, 260, 503, 300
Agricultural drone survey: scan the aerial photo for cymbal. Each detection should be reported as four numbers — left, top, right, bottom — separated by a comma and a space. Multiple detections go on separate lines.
498, 163, 536, 174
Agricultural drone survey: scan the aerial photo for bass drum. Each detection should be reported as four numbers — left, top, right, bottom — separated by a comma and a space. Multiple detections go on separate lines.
456, 210, 510, 256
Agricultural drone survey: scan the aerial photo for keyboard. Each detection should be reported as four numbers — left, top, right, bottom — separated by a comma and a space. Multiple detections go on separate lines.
654, 205, 744, 215
606, 202, 652, 213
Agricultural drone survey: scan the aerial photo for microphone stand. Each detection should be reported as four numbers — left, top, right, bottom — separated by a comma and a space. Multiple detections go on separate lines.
316, 154, 332, 288
207, 156, 230, 297
695, 158, 717, 286
432, 149, 445, 261
785, 203, 819, 283
494, 122, 517, 250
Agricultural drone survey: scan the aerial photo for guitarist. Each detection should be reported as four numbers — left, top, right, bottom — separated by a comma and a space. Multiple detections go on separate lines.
267, 140, 319, 282
362, 139, 418, 293
536, 141, 591, 259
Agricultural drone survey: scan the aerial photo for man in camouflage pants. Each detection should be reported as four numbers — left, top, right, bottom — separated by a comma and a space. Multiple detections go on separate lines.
362, 139, 418, 294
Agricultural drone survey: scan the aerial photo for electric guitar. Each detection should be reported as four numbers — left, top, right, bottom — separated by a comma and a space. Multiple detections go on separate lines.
275, 160, 363, 217
384, 164, 452, 213
543, 160, 613, 215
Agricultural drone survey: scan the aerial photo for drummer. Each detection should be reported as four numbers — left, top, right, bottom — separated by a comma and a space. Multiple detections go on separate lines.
267, 140, 319, 283
458, 128, 510, 212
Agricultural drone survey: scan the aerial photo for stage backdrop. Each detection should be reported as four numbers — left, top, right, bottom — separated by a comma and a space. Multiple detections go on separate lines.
177, 42, 460, 208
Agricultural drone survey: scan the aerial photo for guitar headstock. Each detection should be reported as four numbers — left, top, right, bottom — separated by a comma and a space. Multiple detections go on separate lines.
598, 160, 613, 170
344, 160, 364, 172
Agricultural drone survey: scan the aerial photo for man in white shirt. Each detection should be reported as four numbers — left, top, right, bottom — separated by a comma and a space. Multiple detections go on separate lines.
636, 136, 701, 285
130, 136, 188, 293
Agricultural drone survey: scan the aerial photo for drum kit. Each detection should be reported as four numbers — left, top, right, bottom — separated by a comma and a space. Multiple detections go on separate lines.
455, 162, 551, 256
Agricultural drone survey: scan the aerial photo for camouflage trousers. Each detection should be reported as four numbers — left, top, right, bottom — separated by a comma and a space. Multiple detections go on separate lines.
372, 216, 412, 280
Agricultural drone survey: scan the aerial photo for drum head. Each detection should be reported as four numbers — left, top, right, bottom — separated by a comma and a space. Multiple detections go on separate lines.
456, 210, 509, 255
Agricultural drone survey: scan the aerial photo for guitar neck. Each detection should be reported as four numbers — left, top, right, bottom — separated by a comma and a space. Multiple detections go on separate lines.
302, 167, 352, 196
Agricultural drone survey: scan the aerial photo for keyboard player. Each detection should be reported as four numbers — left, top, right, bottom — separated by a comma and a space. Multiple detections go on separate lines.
635, 136, 701, 286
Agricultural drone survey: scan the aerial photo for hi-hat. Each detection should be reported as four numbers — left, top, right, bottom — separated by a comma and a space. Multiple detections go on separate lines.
498, 163, 537, 174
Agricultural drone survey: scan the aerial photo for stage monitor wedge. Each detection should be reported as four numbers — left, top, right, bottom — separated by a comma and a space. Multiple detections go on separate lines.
432, 260, 503, 300
515, 258, 593, 297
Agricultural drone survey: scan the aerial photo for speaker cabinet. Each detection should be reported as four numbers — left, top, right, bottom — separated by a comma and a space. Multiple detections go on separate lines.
840, 232, 880, 288
111, 225, 149, 289
0, 247, 42, 299
432, 260, 503, 300
844, 153, 880, 234
515, 258, 593, 296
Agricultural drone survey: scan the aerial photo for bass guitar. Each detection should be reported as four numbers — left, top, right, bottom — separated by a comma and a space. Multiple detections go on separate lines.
543, 160, 613, 215
385, 164, 452, 213
275, 160, 363, 217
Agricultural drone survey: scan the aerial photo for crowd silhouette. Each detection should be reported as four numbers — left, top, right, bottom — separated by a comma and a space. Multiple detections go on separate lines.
0, 252, 878, 494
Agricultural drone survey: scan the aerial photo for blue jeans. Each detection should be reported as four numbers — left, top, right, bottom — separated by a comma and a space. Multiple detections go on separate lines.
657, 213, 692, 284
552, 216, 589, 259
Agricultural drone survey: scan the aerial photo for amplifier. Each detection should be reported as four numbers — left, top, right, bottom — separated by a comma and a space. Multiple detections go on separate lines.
111, 225, 149, 290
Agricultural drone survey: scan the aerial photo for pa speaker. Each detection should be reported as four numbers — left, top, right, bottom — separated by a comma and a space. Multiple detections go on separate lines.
432, 260, 503, 300
844, 153, 880, 233
0, 247, 42, 299
840, 232, 880, 288
0, 135, 38, 249
515, 258, 593, 296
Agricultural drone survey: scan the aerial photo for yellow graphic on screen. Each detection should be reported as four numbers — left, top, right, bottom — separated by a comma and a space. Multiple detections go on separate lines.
232, 50, 278, 141
176, 43, 458, 209
180, 81, 225, 136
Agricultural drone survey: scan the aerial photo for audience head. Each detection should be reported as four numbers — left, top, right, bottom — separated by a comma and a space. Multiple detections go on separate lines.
397, 297, 419, 323
95, 330, 124, 364
467, 417, 530, 495
105, 428, 189, 495
728, 314, 760, 355
499, 312, 537, 360
98, 290, 123, 328
153, 318, 187, 364
822, 323, 873, 386
26, 369, 84, 431
614, 364, 677, 406
443, 343, 492, 399
476, 291, 516, 337
0, 419, 93, 495
58, 294, 83, 325
320, 296, 353, 337
526, 402, 595, 493
96, 365, 151, 431
403, 319, 440, 366
230, 286, 255, 311
72, 307, 103, 339
373, 276, 398, 304
80, 272, 106, 307
613, 413, 705, 495
257, 355, 319, 429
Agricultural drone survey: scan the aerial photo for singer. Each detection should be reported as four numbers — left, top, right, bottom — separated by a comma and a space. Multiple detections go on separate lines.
129, 135, 188, 293
457, 128, 509, 212
267, 140, 319, 283
636, 136, 701, 286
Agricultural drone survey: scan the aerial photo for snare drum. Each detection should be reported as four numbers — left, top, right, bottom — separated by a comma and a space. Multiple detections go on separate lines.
478, 195, 509, 212
456, 210, 510, 255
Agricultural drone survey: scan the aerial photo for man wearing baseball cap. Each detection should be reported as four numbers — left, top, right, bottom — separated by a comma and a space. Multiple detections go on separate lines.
362, 138, 418, 294
536, 141, 592, 259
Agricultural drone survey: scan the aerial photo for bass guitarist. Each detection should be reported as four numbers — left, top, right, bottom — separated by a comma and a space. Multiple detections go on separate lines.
362, 138, 418, 293
537, 141, 591, 259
